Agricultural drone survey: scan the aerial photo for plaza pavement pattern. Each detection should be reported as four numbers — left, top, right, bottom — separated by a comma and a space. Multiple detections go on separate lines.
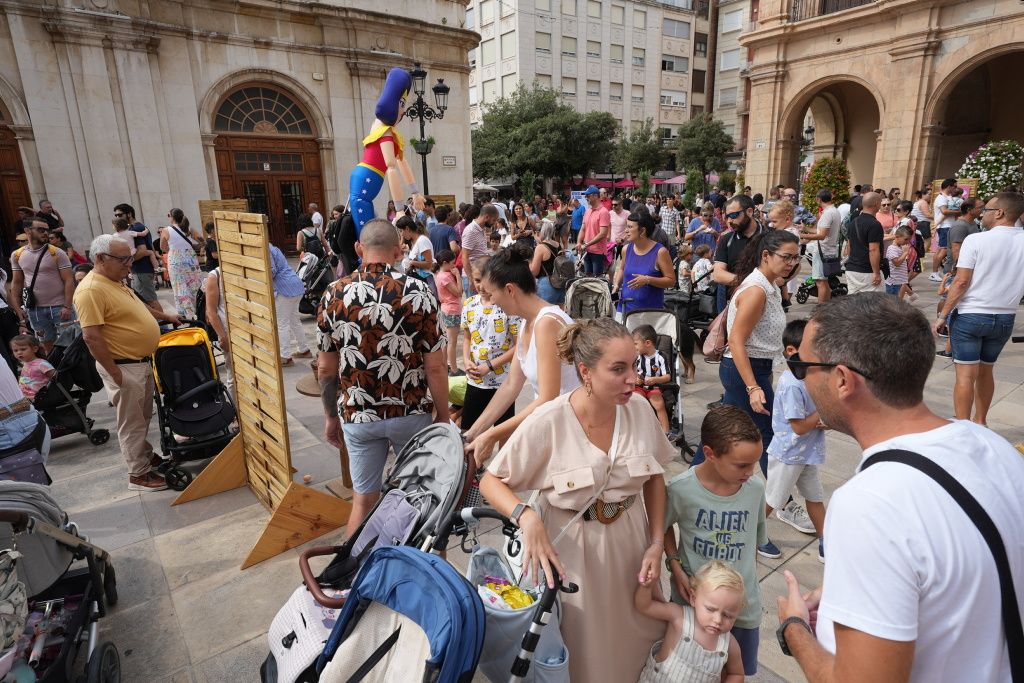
43, 279, 1024, 682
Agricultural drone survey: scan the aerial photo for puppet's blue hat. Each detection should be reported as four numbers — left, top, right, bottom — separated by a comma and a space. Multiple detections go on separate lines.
376, 68, 412, 126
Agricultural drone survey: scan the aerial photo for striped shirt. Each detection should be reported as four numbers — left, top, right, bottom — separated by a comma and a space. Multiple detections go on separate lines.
636, 351, 668, 380
885, 243, 909, 285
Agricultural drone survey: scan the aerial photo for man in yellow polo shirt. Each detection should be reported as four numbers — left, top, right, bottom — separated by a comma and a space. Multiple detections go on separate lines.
75, 234, 169, 492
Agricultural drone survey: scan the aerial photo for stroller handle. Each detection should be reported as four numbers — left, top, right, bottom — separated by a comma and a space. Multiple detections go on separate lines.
1013, 336, 1023, 343
298, 546, 347, 609
432, 507, 512, 553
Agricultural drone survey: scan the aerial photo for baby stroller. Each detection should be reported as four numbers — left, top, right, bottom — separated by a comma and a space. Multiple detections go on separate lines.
151, 326, 237, 491
262, 423, 473, 683
623, 308, 696, 461
564, 277, 613, 320
32, 326, 110, 447
0, 480, 119, 682
296, 253, 336, 316
794, 254, 847, 304
263, 424, 574, 683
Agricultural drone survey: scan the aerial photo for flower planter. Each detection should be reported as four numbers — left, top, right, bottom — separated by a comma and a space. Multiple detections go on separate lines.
413, 141, 434, 155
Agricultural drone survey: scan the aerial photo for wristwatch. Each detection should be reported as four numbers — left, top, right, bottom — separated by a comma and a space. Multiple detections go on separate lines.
510, 502, 528, 526
776, 616, 812, 656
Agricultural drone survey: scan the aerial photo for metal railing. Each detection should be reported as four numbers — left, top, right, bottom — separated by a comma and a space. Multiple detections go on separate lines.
790, 0, 875, 22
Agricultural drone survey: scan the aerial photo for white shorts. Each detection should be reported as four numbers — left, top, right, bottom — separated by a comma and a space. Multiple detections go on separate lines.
765, 458, 824, 510
844, 270, 883, 294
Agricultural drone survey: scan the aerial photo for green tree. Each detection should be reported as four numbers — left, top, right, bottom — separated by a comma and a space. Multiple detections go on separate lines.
801, 157, 851, 209
612, 118, 666, 178
471, 83, 616, 183
676, 115, 734, 202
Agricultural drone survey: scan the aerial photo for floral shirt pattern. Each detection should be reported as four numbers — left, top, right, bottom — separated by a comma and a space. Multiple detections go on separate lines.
460, 295, 521, 389
317, 263, 445, 423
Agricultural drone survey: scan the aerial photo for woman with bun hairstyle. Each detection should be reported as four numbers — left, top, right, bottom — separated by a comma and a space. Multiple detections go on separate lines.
349, 67, 424, 237
464, 243, 580, 464
479, 317, 675, 682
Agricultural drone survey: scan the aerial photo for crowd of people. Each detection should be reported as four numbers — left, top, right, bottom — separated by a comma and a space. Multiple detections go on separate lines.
2, 174, 1023, 682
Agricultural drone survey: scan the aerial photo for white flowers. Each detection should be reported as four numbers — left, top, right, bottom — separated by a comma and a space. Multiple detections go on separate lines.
958, 140, 1024, 198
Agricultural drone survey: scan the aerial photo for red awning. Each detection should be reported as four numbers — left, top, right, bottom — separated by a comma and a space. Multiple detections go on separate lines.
664, 174, 687, 184
614, 179, 636, 188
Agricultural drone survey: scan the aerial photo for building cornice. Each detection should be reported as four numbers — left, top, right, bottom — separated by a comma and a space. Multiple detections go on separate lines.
2, 0, 477, 72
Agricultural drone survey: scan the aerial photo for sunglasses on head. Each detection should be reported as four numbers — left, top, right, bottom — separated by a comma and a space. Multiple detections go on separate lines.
725, 210, 743, 219
787, 352, 873, 381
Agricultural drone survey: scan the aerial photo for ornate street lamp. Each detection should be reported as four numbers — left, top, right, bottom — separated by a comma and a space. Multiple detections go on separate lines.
404, 62, 450, 195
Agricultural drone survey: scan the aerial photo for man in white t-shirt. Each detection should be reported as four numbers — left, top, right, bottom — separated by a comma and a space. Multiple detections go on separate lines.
800, 189, 842, 302
929, 178, 959, 281
776, 292, 1024, 683
308, 202, 324, 233
935, 191, 1024, 424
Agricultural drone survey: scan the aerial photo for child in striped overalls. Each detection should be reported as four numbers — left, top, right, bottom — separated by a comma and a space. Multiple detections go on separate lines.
635, 560, 746, 683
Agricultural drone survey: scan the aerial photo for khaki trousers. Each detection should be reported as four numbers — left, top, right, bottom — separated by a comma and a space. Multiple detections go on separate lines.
97, 362, 156, 478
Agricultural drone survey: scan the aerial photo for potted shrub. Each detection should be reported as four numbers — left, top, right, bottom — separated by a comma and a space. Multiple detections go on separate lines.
411, 137, 436, 155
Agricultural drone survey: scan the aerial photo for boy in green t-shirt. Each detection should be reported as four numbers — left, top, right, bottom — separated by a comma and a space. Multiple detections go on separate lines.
663, 405, 767, 676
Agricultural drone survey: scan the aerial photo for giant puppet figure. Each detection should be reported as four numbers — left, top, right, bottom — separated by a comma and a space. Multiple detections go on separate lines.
350, 67, 424, 237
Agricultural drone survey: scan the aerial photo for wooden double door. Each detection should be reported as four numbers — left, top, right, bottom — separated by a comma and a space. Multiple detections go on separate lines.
0, 127, 31, 263
214, 135, 324, 252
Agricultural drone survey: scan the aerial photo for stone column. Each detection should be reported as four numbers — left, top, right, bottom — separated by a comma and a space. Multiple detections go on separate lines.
201, 134, 220, 199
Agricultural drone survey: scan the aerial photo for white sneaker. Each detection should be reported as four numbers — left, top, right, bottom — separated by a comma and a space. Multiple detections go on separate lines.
928, 273, 942, 282
776, 502, 816, 535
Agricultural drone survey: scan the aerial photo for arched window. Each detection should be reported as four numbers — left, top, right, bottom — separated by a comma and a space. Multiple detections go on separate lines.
214, 86, 313, 135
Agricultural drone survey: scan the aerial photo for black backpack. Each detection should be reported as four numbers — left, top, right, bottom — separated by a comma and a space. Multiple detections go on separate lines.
301, 227, 326, 259
544, 243, 575, 290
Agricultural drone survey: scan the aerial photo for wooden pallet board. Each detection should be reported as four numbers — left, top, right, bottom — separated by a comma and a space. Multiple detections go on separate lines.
173, 210, 346, 568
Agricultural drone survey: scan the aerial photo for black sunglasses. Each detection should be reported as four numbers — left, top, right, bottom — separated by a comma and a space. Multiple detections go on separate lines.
725, 210, 743, 219
787, 352, 873, 381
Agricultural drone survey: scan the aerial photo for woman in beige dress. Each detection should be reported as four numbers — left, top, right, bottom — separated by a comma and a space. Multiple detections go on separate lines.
480, 317, 676, 682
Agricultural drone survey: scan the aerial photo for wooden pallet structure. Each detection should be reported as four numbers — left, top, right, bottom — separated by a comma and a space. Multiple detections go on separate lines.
172, 210, 350, 569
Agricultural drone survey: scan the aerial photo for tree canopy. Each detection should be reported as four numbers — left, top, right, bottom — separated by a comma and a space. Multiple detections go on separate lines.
676, 114, 734, 200
612, 118, 665, 178
472, 83, 618, 181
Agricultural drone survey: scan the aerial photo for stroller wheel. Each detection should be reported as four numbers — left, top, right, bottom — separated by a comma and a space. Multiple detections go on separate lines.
87, 642, 120, 683
796, 290, 810, 304
164, 467, 192, 491
89, 429, 110, 446
104, 563, 118, 607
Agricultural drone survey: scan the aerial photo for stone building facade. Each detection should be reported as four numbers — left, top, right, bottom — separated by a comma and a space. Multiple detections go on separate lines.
0, 0, 477, 253
740, 0, 1024, 195
466, 0, 710, 149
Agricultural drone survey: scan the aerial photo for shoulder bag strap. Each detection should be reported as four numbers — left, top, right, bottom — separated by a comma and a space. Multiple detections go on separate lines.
172, 225, 193, 246
862, 449, 1024, 678
25, 246, 48, 294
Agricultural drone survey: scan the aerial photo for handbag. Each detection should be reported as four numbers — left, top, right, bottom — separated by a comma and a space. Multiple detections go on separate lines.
702, 308, 729, 361
862, 449, 1024, 681
816, 242, 843, 278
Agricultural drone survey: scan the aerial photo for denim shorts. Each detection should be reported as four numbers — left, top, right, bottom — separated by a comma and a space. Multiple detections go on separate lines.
341, 413, 433, 493
937, 226, 950, 249
950, 312, 1015, 365
885, 283, 902, 296
27, 305, 76, 343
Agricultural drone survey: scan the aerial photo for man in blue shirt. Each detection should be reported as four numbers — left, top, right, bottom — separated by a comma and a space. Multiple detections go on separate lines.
269, 244, 311, 365
113, 203, 159, 306
570, 198, 586, 243
428, 206, 460, 257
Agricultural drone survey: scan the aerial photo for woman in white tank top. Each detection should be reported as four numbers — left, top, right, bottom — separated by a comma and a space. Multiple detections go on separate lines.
464, 245, 581, 466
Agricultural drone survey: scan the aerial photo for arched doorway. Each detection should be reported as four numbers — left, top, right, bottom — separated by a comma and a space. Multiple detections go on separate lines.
212, 85, 324, 251
781, 80, 881, 188
931, 51, 1024, 179
0, 100, 31, 263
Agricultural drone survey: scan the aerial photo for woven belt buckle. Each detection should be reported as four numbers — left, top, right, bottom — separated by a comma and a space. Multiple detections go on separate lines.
593, 498, 628, 524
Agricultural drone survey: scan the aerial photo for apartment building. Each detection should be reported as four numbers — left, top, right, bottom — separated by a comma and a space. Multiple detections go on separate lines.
467, 0, 711, 153
710, 0, 751, 168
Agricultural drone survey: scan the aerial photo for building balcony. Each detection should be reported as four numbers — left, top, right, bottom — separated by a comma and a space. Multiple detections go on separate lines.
790, 0, 876, 22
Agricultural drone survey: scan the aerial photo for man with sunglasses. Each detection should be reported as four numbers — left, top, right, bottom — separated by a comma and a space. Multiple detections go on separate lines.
712, 194, 766, 314
935, 192, 1024, 425
777, 293, 1024, 683
9, 218, 75, 355
75, 234, 168, 492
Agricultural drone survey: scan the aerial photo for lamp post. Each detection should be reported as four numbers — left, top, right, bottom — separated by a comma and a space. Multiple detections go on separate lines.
404, 62, 450, 196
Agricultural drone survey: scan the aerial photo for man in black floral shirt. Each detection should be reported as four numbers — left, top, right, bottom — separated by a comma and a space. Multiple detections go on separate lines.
317, 219, 449, 530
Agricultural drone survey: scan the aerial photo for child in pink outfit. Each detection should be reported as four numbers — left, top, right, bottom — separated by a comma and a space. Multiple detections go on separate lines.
10, 334, 55, 400
433, 249, 463, 373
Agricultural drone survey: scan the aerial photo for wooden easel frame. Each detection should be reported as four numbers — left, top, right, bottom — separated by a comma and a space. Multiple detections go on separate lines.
172, 210, 349, 569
